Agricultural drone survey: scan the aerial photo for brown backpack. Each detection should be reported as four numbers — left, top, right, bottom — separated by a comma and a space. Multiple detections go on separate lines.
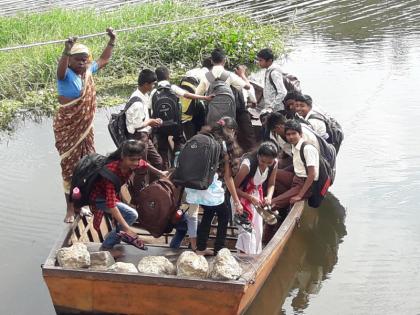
134, 178, 181, 238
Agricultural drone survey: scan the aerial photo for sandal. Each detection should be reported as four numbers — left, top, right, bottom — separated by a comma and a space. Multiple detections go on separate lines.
234, 213, 253, 233
256, 206, 278, 225
117, 231, 148, 250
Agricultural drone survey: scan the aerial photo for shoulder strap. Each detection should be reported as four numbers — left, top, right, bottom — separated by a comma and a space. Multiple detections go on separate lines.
240, 153, 258, 189
268, 69, 277, 93
205, 71, 216, 83
98, 167, 122, 192
308, 112, 326, 122
219, 71, 230, 82
299, 141, 308, 174
124, 96, 142, 111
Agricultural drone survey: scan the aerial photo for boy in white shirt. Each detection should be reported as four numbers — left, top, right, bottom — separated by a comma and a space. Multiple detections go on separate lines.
152, 66, 212, 169
256, 48, 287, 112
125, 69, 164, 196
295, 94, 329, 140
271, 119, 319, 208
196, 48, 250, 96
263, 120, 319, 243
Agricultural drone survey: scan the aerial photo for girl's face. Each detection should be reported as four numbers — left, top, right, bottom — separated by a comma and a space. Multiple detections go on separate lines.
258, 155, 275, 171
223, 126, 236, 138
121, 155, 143, 171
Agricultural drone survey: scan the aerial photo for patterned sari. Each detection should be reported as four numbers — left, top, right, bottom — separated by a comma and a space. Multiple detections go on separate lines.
53, 71, 96, 193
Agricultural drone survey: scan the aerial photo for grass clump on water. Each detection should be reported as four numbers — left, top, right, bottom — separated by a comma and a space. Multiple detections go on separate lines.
0, 1, 285, 131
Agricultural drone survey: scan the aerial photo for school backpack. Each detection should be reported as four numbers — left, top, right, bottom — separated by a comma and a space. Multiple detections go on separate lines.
151, 86, 181, 132
300, 138, 337, 208
134, 178, 180, 238
307, 112, 344, 153
268, 69, 301, 94
205, 71, 236, 125
172, 133, 221, 190
108, 96, 142, 148
69, 154, 121, 209
179, 76, 205, 119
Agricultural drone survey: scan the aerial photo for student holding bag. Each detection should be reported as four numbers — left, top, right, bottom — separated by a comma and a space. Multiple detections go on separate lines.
176, 116, 243, 256
234, 142, 278, 254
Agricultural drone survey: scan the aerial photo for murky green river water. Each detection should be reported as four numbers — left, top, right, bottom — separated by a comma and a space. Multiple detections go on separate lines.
1, 0, 420, 314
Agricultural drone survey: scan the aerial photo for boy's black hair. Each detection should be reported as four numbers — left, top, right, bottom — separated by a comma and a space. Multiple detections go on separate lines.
257, 48, 275, 61
211, 48, 226, 64
257, 141, 278, 158
155, 66, 170, 82
202, 56, 213, 70
138, 69, 157, 86
284, 119, 302, 135
295, 93, 313, 107
266, 112, 287, 131
283, 91, 301, 103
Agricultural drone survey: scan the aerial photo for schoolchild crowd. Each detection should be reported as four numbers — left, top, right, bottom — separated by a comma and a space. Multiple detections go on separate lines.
54, 29, 342, 255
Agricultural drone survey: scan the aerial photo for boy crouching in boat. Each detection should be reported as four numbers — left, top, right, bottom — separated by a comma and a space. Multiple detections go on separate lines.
234, 142, 278, 254
264, 120, 319, 243
89, 140, 167, 251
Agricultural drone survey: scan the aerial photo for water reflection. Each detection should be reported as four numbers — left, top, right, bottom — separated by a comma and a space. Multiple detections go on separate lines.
245, 194, 346, 315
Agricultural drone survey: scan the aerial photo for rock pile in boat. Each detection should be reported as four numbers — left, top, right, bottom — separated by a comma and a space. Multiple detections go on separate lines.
176, 251, 208, 279
89, 251, 115, 271
209, 248, 242, 281
137, 256, 176, 275
56, 242, 90, 269
107, 262, 138, 273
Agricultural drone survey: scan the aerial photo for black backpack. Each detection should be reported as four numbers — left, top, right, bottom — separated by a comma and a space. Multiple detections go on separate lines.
205, 71, 236, 125
108, 96, 142, 148
307, 112, 344, 153
172, 133, 221, 190
151, 86, 181, 132
299, 138, 336, 208
69, 154, 121, 208
268, 69, 301, 94
239, 153, 275, 193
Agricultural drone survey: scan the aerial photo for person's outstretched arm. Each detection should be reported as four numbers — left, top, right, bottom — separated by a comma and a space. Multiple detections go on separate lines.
96, 27, 116, 70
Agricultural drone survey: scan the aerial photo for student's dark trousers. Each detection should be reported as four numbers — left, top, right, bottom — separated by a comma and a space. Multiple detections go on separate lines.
236, 110, 256, 152
156, 125, 186, 170
196, 202, 229, 253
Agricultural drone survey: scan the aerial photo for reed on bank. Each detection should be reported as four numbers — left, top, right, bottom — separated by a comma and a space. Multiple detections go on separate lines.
0, 1, 285, 131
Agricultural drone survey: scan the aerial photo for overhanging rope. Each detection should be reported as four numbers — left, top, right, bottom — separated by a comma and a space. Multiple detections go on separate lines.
0, 9, 251, 52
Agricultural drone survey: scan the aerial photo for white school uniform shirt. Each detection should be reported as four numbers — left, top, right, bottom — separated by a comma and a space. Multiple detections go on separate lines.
270, 123, 320, 157
195, 65, 247, 95
125, 89, 152, 134
262, 64, 287, 112
185, 67, 209, 82
292, 138, 319, 181
304, 109, 328, 140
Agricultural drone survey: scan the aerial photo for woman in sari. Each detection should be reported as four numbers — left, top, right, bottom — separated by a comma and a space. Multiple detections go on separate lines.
54, 28, 116, 223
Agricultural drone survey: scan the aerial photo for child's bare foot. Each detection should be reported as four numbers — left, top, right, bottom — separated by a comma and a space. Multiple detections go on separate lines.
196, 248, 214, 256
64, 209, 75, 223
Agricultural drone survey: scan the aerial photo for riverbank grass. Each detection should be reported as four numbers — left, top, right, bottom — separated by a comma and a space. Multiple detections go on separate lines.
0, 1, 285, 131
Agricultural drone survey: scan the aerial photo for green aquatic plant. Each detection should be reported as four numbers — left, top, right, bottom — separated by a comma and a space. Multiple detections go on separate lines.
0, 1, 285, 131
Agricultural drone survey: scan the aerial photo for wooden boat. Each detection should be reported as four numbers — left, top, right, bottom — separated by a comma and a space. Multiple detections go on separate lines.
42, 201, 305, 315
